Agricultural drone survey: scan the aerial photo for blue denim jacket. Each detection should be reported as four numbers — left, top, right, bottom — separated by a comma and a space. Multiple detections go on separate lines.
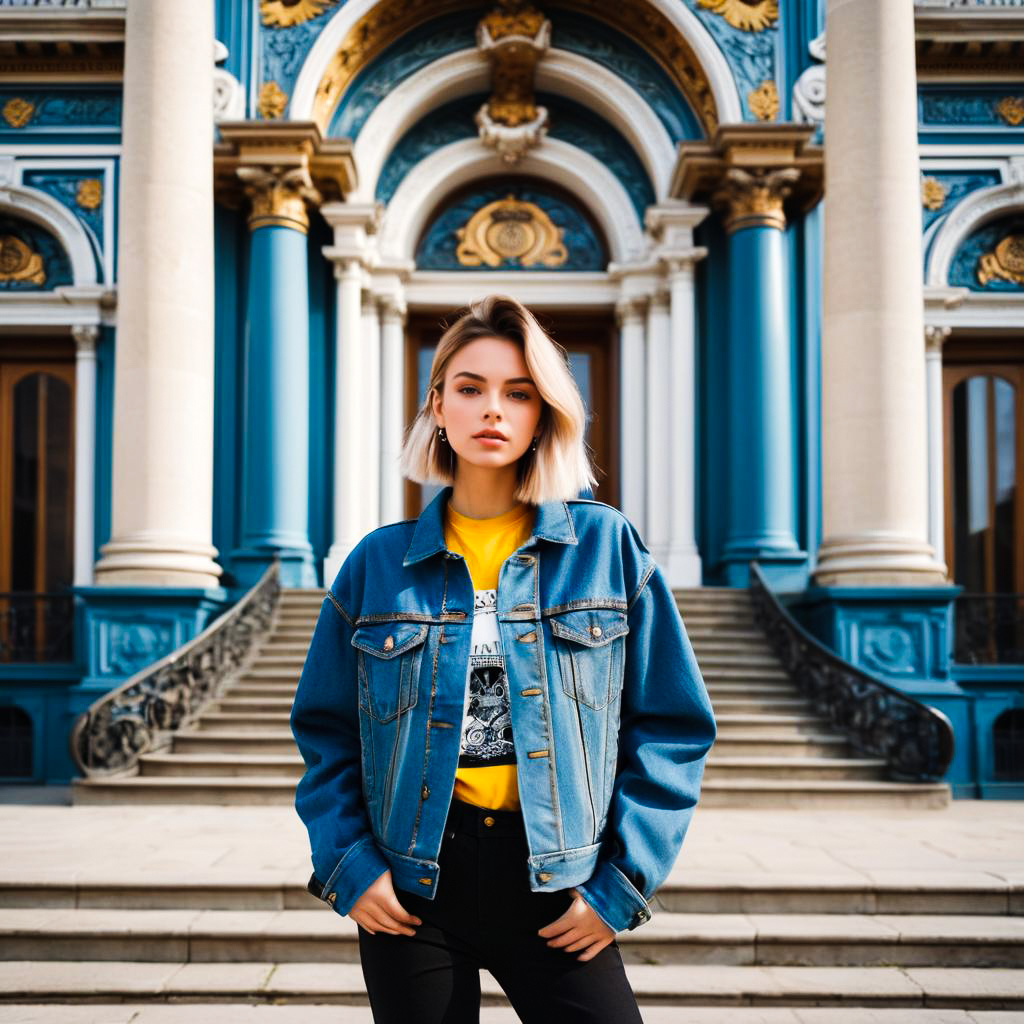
290, 484, 717, 933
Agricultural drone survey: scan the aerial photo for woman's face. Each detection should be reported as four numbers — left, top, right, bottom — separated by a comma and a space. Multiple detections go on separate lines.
433, 336, 543, 470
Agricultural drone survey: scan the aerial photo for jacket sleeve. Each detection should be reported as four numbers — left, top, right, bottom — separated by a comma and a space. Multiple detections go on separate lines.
575, 550, 717, 933
290, 568, 390, 917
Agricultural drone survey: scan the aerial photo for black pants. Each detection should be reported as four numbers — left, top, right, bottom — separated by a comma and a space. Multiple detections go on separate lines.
358, 796, 644, 1023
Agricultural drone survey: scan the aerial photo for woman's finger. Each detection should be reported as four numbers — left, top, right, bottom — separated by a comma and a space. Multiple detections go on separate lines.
577, 938, 610, 961
546, 925, 585, 948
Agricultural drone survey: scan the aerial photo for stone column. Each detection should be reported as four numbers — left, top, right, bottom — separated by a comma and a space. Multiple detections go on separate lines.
816, 0, 947, 585
71, 325, 98, 588
361, 289, 382, 530
379, 292, 407, 526
94, 0, 220, 587
616, 295, 647, 532
644, 288, 671, 564
925, 325, 951, 568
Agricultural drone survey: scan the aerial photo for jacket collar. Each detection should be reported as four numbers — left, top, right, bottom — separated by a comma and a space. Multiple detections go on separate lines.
403, 484, 577, 567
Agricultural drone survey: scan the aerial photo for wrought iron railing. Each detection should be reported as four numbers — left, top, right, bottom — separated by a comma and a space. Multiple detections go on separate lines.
748, 561, 955, 782
952, 592, 1024, 665
69, 559, 281, 778
0, 591, 75, 663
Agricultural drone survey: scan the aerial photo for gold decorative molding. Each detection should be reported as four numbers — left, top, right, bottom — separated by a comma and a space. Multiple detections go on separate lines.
747, 80, 778, 122
670, 123, 822, 233
697, 0, 778, 32
996, 97, 1024, 128
258, 81, 289, 120
75, 178, 103, 211
2, 97, 35, 128
977, 233, 1024, 288
921, 176, 947, 212
455, 194, 567, 268
0, 235, 46, 286
214, 121, 357, 232
311, 0, 719, 137
260, 0, 335, 28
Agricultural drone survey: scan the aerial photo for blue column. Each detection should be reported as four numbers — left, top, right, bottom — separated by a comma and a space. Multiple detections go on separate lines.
720, 183, 806, 591
230, 200, 317, 588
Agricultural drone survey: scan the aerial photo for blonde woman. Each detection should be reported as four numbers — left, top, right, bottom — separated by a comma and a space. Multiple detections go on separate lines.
291, 295, 716, 1022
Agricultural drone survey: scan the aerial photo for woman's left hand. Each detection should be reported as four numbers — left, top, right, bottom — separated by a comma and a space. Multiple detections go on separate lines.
537, 887, 616, 960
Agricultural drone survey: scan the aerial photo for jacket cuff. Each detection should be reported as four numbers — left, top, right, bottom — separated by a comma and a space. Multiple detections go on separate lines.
576, 858, 653, 933
321, 834, 390, 917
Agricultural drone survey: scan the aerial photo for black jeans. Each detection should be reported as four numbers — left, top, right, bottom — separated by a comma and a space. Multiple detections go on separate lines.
358, 796, 644, 1023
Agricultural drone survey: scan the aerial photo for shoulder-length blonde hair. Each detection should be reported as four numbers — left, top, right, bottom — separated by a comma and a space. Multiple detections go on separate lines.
399, 294, 598, 505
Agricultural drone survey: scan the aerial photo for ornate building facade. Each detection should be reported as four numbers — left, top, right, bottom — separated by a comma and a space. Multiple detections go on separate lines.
0, 0, 1021, 796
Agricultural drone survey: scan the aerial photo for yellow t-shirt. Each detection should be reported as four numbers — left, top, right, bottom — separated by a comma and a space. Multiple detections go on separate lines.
444, 497, 537, 811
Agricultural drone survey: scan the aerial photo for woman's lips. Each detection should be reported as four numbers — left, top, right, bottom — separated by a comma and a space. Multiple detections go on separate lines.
475, 435, 507, 445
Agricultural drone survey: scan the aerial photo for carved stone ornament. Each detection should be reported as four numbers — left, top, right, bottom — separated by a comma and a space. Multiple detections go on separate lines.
977, 232, 1024, 287
748, 80, 779, 121
260, 0, 335, 28
2, 97, 35, 129
715, 166, 800, 233
214, 39, 245, 123
996, 97, 1024, 128
792, 32, 825, 128
475, 0, 551, 164
238, 166, 320, 233
75, 178, 103, 210
258, 81, 289, 120
455, 194, 567, 268
0, 234, 46, 285
921, 176, 947, 212
697, 0, 779, 32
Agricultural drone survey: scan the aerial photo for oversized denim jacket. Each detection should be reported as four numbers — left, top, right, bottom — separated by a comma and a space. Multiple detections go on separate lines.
290, 484, 717, 933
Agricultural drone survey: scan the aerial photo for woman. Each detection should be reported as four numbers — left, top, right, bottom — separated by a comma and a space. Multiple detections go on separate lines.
290, 295, 717, 1022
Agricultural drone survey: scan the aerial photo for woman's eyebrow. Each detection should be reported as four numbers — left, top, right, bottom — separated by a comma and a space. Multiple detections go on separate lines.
453, 371, 535, 386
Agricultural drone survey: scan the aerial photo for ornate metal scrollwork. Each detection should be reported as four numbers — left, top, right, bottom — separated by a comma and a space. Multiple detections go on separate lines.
748, 561, 954, 782
69, 560, 281, 778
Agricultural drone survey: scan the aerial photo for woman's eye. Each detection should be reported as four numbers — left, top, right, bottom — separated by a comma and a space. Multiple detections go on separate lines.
458, 385, 479, 395
510, 391, 531, 401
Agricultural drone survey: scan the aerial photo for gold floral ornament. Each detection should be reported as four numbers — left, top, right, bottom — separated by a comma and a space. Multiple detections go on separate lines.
75, 178, 103, 210
0, 235, 46, 286
977, 233, 1024, 287
258, 81, 289, 120
260, 0, 334, 28
996, 97, 1024, 128
921, 176, 947, 212
697, 0, 779, 32
456, 195, 567, 268
748, 81, 779, 121
2, 97, 36, 129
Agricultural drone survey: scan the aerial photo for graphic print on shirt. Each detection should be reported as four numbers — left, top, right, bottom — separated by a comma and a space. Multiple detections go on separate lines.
458, 588, 517, 768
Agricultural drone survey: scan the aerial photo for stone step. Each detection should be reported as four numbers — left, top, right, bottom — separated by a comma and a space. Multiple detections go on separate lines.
223, 684, 297, 698
695, 654, 784, 668
708, 698, 812, 714
708, 734, 852, 757
192, 713, 292, 730
70, 777, 298, 805
703, 757, 887, 781
699, 780, 951, 810
698, 667, 791, 681
6, 874, 1017, 916
212, 697, 295, 712
1, 908, 1020, 967
704, 681, 799, 696
238, 668, 302, 683
138, 753, 303, 778
172, 731, 297, 755
1, 960, 1020, 1008
713, 714, 830, 736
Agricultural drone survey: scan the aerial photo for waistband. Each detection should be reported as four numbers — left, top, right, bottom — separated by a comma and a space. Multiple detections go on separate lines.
445, 796, 525, 838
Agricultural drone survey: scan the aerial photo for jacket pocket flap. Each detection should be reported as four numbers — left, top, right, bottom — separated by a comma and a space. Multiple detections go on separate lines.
549, 608, 629, 647
351, 622, 429, 659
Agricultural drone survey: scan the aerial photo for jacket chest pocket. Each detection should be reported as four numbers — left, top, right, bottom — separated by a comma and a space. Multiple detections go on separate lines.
549, 608, 630, 711
351, 622, 429, 723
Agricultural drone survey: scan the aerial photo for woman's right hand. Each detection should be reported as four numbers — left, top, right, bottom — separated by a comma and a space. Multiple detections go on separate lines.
350, 869, 423, 935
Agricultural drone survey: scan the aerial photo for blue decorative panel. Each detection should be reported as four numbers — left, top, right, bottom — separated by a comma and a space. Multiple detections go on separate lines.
681, 0, 776, 122
0, 215, 71, 290
950, 216, 1024, 292
920, 171, 1001, 232
258, 1, 339, 102
919, 86, 1024, 128
416, 179, 606, 271
0, 87, 121, 134
22, 170, 105, 251
375, 91, 655, 220
329, 9, 701, 143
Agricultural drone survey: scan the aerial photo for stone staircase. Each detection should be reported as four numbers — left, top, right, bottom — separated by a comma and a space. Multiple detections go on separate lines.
71, 586, 951, 808
1, 865, 1021, 1013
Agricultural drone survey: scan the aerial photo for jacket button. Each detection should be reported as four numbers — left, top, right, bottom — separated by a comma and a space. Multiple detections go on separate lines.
383, 634, 395, 651
422, 785, 430, 799
327, 892, 336, 905
590, 625, 602, 637
537, 871, 553, 882
483, 815, 495, 827
418, 877, 432, 885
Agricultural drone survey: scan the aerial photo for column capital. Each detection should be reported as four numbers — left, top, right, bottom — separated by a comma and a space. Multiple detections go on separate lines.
669, 123, 823, 233
214, 121, 356, 233
615, 295, 648, 326
924, 324, 952, 353
71, 324, 99, 352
